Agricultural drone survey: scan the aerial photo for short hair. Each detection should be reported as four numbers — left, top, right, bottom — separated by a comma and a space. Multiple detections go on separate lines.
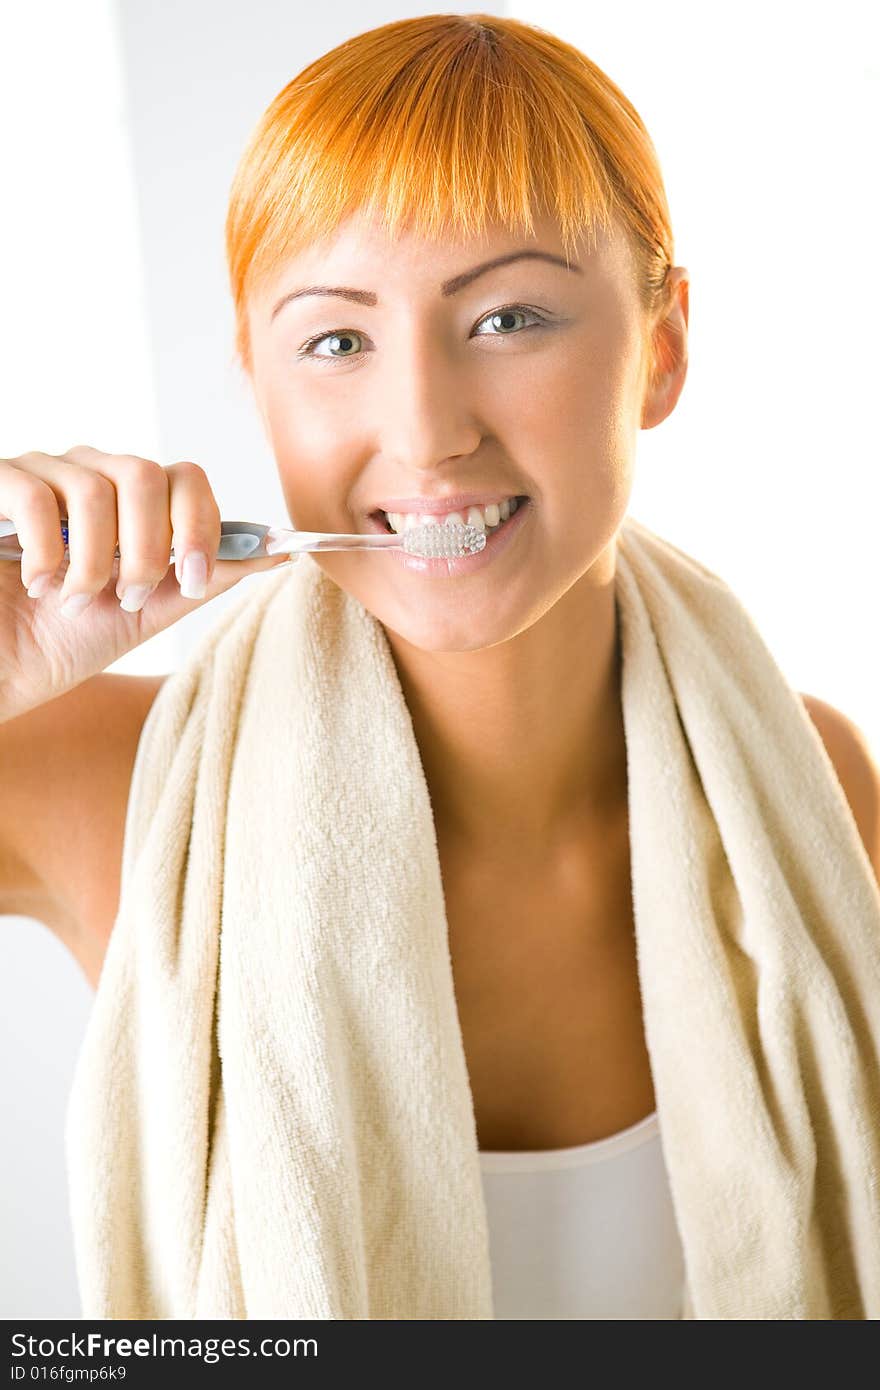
225, 12, 675, 380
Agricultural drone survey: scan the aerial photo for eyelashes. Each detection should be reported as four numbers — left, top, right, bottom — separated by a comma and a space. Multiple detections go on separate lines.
295, 303, 551, 365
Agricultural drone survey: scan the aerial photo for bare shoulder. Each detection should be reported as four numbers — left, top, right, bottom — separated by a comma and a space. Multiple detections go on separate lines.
799, 692, 880, 882
0, 671, 170, 985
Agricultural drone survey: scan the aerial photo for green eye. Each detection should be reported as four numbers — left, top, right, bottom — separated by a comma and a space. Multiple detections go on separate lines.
474, 306, 540, 335
299, 330, 363, 360
296, 303, 548, 364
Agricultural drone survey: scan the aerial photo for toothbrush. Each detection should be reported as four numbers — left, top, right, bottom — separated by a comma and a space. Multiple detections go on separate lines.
0, 516, 488, 564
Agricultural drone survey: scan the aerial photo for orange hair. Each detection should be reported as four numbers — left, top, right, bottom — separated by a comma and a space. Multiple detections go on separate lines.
225, 13, 675, 381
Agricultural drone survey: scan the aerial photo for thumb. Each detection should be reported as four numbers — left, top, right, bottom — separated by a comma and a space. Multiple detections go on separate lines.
131, 549, 297, 638
204, 548, 299, 597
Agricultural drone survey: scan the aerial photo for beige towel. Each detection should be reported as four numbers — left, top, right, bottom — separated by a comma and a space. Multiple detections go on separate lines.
64, 514, 880, 1319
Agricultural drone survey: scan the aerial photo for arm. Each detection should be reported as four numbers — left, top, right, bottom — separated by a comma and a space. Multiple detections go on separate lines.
799, 692, 880, 886
0, 672, 169, 966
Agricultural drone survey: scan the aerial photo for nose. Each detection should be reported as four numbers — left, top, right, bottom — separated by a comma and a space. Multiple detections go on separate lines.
374, 329, 483, 475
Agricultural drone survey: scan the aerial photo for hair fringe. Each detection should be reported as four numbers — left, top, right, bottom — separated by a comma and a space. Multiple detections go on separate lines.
224, 13, 675, 380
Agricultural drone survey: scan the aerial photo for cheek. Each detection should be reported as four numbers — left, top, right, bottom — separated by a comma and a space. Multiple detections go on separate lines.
262, 373, 349, 460
512, 345, 637, 506
260, 375, 363, 520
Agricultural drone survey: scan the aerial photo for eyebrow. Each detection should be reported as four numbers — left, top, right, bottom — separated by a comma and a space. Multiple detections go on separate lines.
269, 250, 582, 323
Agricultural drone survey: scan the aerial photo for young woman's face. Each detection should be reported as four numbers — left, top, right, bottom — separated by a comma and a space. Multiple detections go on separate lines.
246, 208, 652, 651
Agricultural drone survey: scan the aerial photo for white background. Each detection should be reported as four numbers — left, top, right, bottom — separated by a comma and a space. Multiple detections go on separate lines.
0, 0, 876, 1316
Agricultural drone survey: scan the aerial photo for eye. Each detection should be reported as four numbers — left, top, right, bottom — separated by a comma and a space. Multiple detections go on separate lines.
472, 304, 547, 337
295, 303, 549, 364
296, 329, 364, 363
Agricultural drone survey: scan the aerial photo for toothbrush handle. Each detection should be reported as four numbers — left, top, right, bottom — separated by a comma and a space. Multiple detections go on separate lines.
0, 518, 273, 563
264, 530, 400, 554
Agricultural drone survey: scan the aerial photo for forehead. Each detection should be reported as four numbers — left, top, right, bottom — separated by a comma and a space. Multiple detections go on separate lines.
256, 206, 635, 307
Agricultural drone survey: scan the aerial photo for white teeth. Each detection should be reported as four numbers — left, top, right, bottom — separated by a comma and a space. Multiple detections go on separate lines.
384, 495, 521, 535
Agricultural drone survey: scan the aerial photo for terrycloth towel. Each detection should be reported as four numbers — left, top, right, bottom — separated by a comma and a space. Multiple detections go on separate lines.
64, 514, 880, 1320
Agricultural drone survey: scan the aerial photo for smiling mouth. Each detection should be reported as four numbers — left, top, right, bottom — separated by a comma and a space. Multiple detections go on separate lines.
370, 496, 530, 535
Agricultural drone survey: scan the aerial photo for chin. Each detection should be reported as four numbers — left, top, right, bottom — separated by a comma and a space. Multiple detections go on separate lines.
369, 595, 535, 653
314, 552, 537, 652
379, 614, 510, 654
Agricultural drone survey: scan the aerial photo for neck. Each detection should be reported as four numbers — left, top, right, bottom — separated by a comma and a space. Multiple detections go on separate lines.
381, 540, 627, 857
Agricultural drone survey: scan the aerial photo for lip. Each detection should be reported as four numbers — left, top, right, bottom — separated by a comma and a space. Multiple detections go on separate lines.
363, 496, 532, 577
369, 491, 527, 517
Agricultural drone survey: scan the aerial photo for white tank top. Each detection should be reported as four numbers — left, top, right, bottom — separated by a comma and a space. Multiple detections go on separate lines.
478, 1109, 686, 1318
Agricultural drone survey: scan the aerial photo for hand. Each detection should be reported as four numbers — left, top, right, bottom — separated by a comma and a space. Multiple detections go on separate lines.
0, 445, 294, 723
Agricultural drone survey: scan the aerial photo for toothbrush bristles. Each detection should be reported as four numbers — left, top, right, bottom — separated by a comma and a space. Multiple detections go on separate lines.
402, 522, 488, 559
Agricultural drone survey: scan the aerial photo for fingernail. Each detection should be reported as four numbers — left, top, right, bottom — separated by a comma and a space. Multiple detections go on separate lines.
179, 550, 207, 599
119, 583, 152, 613
60, 593, 93, 618
26, 573, 53, 599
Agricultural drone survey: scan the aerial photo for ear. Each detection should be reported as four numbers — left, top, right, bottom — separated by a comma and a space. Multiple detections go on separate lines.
641, 269, 690, 431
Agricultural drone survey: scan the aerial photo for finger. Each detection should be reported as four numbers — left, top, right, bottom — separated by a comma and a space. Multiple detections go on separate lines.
12, 450, 118, 609
0, 457, 67, 590
164, 459, 222, 600
60, 446, 173, 609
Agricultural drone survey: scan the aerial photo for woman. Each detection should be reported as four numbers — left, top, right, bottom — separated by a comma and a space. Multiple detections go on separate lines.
222, 12, 880, 1318
4, 13, 879, 1321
